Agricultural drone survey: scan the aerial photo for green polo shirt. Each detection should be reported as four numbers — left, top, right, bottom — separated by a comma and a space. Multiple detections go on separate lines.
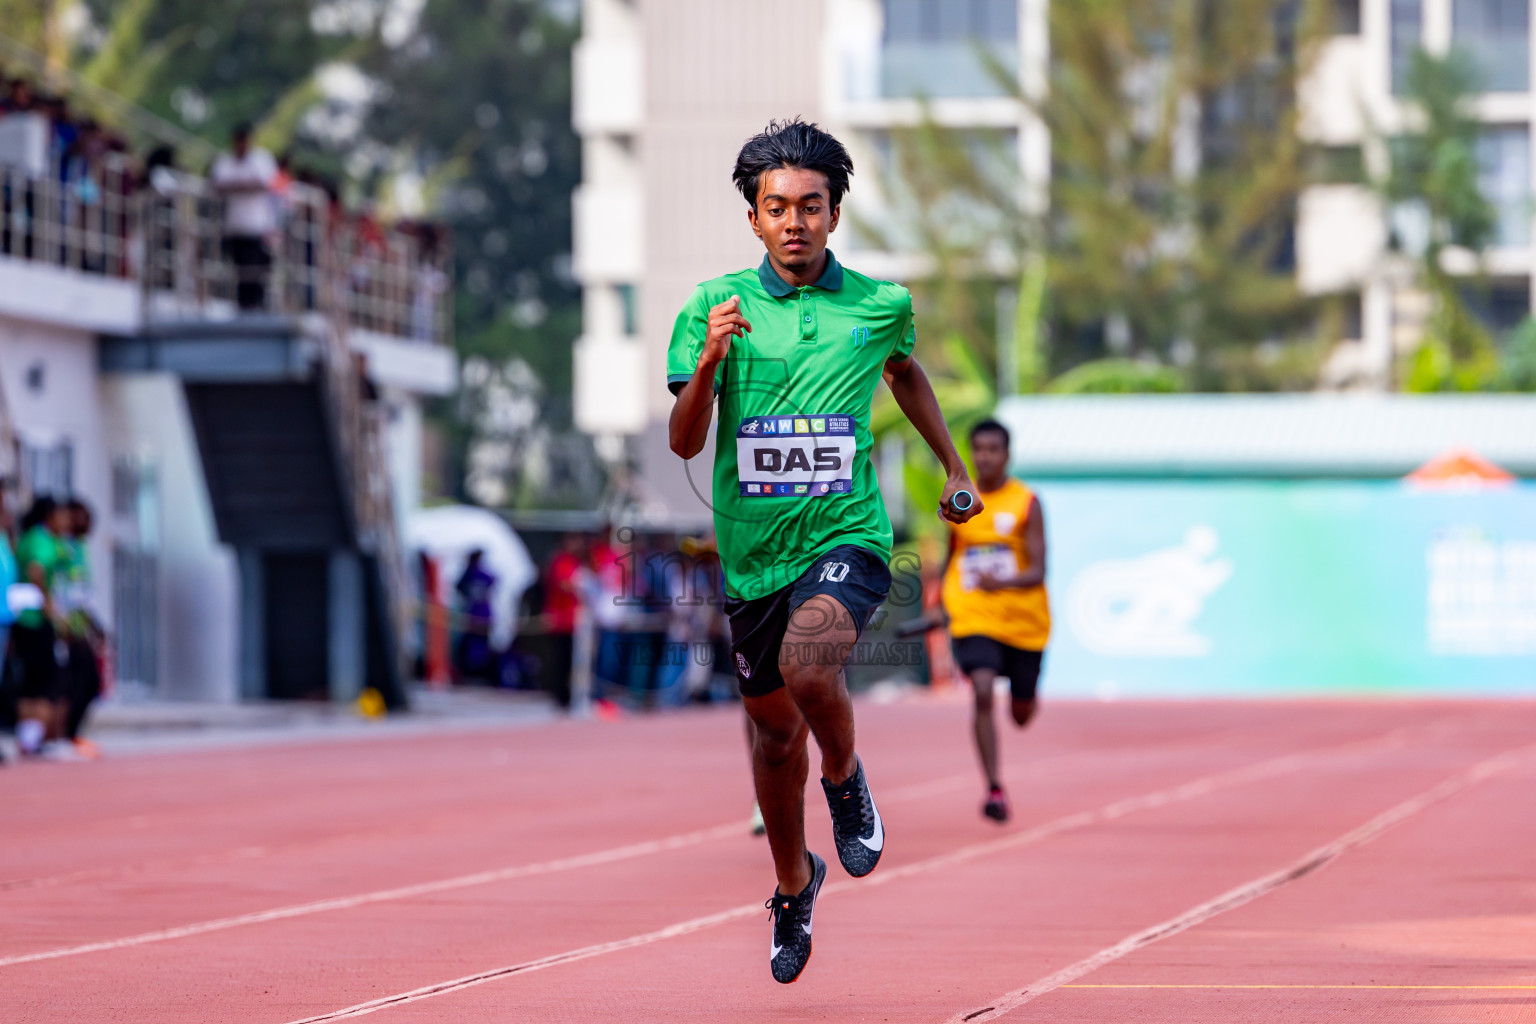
667, 250, 916, 600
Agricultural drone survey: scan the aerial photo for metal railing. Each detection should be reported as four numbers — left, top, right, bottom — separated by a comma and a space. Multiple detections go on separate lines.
136, 176, 452, 345
0, 151, 450, 345
359, 399, 412, 669
307, 316, 411, 690
1, 154, 135, 279
338, 221, 454, 345
137, 175, 332, 322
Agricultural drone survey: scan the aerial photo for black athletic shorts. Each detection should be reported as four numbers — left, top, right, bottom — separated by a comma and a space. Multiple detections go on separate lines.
951, 636, 1044, 702
724, 544, 892, 699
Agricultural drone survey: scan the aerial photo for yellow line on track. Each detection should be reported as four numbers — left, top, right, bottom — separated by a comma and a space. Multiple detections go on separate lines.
1062, 984, 1536, 990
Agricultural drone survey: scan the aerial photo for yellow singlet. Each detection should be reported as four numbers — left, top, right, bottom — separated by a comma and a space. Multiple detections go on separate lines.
941, 478, 1051, 651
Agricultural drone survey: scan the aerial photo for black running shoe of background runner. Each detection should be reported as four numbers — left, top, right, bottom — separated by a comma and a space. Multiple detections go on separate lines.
822, 755, 883, 877
766, 851, 826, 984
983, 786, 1010, 824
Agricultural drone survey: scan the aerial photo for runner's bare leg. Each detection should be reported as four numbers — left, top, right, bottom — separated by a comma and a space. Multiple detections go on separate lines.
743, 689, 811, 895
780, 594, 858, 786
969, 667, 1002, 790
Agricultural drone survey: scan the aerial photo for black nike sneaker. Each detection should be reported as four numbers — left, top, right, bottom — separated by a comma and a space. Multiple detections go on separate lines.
982, 785, 1010, 824
822, 755, 884, 877
766, 851, 826, 984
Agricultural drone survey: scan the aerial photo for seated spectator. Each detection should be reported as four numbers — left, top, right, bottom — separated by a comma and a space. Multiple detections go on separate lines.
64, 118, 109, 200
209, 122, 279, 310
541, 532, 587, 710
453, 549, 497, 685
410, 223, 448, 342
59, 499, 103, 760
141, 145, 181, 192
42, 96, 78, 182
13, 497, 70, 758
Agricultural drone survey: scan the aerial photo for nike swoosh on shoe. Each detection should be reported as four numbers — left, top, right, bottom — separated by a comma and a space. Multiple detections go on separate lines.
857, 801, 884, 852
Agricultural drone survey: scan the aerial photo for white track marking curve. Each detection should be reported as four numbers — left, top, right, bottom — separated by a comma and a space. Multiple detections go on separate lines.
277, 728, 1417, 1023
941, 744, 1534, 1024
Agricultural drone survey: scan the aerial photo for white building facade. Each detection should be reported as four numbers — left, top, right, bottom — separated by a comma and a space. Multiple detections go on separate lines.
1299, 0, 1535, 387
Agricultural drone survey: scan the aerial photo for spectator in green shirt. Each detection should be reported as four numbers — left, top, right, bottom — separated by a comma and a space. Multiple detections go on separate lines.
13, 496, 71, 756
0, 489, 16, 764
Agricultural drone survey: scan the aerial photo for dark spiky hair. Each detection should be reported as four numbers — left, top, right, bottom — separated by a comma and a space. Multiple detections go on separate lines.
732, 117, 854, 210
970, 419, 1011, 447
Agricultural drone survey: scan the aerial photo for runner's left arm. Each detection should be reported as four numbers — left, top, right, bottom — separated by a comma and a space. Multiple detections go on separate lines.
978, 496, 1046, 590
883, 354, 979, 523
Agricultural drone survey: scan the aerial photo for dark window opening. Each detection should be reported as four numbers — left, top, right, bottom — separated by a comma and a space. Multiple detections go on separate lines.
1332, 0, 1363, 34
1452, 0, 1529, 92
1462, 279, 1531, 337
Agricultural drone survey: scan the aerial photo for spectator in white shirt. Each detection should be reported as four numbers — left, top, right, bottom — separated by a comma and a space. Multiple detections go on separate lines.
209, 122, 278, 310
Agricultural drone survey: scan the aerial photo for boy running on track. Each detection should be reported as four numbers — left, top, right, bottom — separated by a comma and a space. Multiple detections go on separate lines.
667, 118, 979, 984
941, 420, 1050, 824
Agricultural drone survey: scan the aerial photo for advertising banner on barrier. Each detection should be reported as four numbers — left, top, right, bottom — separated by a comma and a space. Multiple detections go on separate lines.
1033, 481, 1536, 697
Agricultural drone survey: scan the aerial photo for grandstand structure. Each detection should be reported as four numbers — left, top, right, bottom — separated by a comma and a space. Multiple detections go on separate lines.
0, 119, 455, 706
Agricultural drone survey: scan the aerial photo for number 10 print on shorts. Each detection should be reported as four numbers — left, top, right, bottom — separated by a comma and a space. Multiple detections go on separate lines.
737, 414, 856, 497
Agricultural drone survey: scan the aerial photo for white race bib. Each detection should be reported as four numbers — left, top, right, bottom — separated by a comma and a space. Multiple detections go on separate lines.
959, 544, 1018, 591
736, 414, 856, 497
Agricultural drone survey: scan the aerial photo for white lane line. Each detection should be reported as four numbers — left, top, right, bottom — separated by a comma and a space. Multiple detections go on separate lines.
941, 743, 1534, 1024
0, 722, 1433, 973
0, 823, 746, 969
0, 770, 974, 969
278, 729, 1414, 1023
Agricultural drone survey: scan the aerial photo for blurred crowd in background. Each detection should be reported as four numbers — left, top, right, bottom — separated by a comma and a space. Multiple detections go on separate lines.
407, 511, 931, 715
414, 527, 740, 713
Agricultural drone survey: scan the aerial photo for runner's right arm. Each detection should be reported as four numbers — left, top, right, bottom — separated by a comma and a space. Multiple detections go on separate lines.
668, 296, 751, 459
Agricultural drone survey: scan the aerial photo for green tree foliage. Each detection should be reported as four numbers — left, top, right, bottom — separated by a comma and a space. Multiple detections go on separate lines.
79, 0, 351, 155
77, 0, 187, 108
868, 0, 1332, 530
0, 0, 54, 57
363, 0, 578, 400
1047, 0, 1329, 389
1383, 50, 1501, 392
363, 0, 582, 501
1496, 318, 1536, 391
1045, 358, 1185, 394
878, 0, 1331, 408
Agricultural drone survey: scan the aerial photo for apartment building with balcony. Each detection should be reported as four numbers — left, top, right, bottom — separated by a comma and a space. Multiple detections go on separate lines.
570, 0, 1536, 524
1300, 0, 1534, 386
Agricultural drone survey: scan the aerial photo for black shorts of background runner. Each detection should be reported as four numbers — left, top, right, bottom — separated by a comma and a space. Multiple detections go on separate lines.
14, 620, 61, 701
951, 636, 1044, 702
725, 544, 891, 699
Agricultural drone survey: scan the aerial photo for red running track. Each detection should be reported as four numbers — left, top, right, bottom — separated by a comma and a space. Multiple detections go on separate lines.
3, 697, 1535, 1023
